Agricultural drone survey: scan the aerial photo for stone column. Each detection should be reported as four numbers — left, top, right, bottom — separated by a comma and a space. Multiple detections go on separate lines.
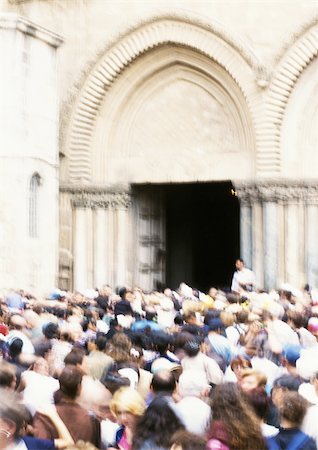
263, 200, 278, 291
306, 188, 318, 287
115, 208, 127, 287
73, 206, 88, 291
285, 202, 301, 286
93, 207, 108, 288
113, 192, 132, 288
252, 201, 264, 289
240, 202, 253, 269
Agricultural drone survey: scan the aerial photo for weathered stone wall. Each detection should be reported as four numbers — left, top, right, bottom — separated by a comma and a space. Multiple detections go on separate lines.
1, 1, 318, 292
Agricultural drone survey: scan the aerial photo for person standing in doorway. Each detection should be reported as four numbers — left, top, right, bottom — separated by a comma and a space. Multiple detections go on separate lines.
231, 258, 256, 295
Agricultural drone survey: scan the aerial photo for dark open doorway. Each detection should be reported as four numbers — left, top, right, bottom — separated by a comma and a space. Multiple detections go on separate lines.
132, 181, 240, 292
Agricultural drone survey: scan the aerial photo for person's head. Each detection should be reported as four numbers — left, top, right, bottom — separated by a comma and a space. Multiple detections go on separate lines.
32, 357, 49, 376
271, 374, 303, 408
278, 391, 308, 427
170, 430, 206, 450
8, 338, 23, 359
230, 356, 252, 377
183, 339, 201, 358
183, 312, 197, 325
239, 369, 267, 393
43, 322, 60, 340
58, 365, 83, 400
0, 388, 29, 446
0, 363, 16, 390
132, 397, 185, 450
208, 318, 224, 334
208, 383, 266, 450
245, 387, 270, 422
287, 310, 305, 329
110, 387, 145, 429
153, 333, 171, 354
9, 314, 26, 331
64, 347, 88, 374
235, 259, 245, 271
95, 334, 107, 352
281, 344, 301, 368
177, 370, 210, 399
220, 311, 235, 328
151, 369, 176, 396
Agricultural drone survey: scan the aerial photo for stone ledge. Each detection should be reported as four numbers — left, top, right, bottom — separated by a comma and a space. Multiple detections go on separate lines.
0, 13, 63, 47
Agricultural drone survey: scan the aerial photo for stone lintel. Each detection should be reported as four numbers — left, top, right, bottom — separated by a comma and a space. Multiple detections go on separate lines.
60, 184, 132, 209
0, 13, 63, 48
234, 180, 318, 204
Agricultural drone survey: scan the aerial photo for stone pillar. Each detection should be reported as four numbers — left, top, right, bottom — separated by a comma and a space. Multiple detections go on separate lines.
285, 202, 301, 286
306, 189, 318, 287
252, 201, 264, 289
93, 207, 108, 288
115, 207, 129, 287
240, 202, 253, 269
73, 207, 88, 291
263, 200, 278, 290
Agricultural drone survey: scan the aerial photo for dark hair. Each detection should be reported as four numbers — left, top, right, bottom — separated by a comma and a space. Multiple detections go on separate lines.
272, 375, 302, 392
153, 333, 171, 354
246, 388, 270, 420
0, 362, 16, 388
132, 397, 185, 449
95, 334, 107, 351
64, 347, 86, 366
58, 365, 83, 400
102, 371, 130, 394
174, 314, 184, 326
34, 341, 52, 358
287, 311, 305, 329
208, 383, 266, 450
278, 391, 308, 426
8, 338, 23, 358
171, 430, 206, 450
183, 339, 200, 357
42, 322, 59, 340
151, 369, 176, 394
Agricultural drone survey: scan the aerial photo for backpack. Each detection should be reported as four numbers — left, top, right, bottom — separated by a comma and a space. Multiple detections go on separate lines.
266, 431, 311, 450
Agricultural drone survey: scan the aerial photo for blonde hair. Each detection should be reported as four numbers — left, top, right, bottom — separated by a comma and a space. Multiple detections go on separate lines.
240, 369, 267, 388
66, 442, 98, 450
220, 311, 235, 327
110, 387, 146, 417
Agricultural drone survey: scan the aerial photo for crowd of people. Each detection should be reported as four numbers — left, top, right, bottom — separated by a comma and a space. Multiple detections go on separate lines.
1, 260, 318, 449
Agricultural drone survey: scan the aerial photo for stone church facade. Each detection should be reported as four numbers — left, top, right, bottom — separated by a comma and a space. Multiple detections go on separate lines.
1, 0, 318, 294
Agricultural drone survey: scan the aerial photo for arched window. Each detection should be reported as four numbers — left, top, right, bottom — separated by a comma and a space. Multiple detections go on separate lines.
29, 173, 41, 238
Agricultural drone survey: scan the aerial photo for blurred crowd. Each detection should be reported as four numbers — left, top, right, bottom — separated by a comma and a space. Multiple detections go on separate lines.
1, 273, 318, 449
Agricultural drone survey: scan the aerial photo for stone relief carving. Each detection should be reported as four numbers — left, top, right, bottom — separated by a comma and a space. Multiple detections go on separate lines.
236, 182, 318, 204
61, 187, 132, 209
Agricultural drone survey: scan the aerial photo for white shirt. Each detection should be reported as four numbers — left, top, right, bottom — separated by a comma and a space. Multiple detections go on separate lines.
174, 396, 211, 436
231, 267, 255, 293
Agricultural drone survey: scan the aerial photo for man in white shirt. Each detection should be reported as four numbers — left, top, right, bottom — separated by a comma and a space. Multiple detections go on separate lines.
231, 259, 256, 294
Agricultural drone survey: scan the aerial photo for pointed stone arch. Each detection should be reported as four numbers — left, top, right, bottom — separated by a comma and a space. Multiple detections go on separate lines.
66, 16, 263, 183
261, 19, 318, 175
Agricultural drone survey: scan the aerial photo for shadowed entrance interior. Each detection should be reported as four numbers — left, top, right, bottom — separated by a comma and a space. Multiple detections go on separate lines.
133, 181, 240, 292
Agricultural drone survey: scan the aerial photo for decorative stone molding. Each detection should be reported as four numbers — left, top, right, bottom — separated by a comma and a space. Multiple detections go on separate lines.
0, 13, 63, 47
235, 181, 318, 204
259, 21, 318, 174
60, 185, 131, 209
66, 16, 262, 183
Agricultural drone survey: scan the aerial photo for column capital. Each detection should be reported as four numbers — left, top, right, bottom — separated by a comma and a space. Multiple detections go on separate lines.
60, 185, 132, 209
235, 181, 318, 204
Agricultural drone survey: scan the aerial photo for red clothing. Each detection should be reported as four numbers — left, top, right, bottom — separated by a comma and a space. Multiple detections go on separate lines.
0, 323, 8, 336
